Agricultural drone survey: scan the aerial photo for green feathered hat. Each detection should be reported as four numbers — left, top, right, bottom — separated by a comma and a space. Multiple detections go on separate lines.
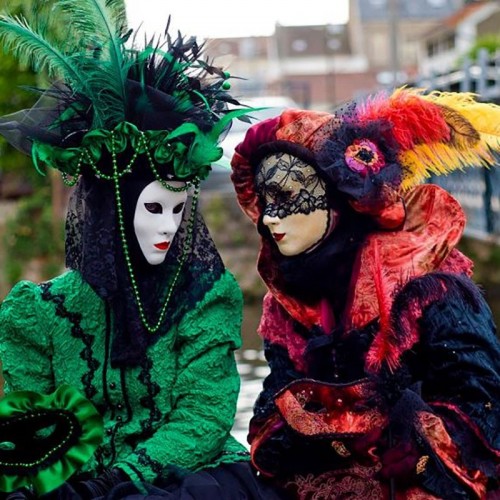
0, 0, 251, 186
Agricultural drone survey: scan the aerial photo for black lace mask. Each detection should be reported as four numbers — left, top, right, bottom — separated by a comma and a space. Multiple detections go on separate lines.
255, 153, 328, 219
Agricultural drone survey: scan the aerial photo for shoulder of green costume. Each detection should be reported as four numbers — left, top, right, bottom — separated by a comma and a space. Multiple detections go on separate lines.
0, 277, 51, 311
193, 268, 243, 312
42, 269, 88, 292
0, 279, 49, 342
0, 270, 97, 316
177, 269, 243, 340
204, 268, 243, 307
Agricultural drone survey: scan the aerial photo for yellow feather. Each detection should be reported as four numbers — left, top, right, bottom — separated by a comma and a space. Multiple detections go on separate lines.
422, 91, 500, 137
400, 136, 499, 191
394, 88, 500, 190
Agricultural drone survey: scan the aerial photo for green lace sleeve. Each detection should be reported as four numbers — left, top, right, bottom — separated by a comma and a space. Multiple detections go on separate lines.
0, 280, 54, 395
115, 270, 246, 482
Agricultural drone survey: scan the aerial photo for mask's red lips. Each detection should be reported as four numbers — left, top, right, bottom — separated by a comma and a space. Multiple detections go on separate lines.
154, 241, 170, 251
273, 233, 285, 242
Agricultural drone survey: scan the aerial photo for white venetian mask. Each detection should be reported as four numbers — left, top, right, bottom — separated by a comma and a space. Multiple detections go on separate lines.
133, 180, 188, 265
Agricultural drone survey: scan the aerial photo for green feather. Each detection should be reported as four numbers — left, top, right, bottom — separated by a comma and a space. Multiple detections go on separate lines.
55, 0, 127, 46
0, 14, 109, 127
0, 15, 82, 85
210, 107, 264, 142
55, 0, 128, 95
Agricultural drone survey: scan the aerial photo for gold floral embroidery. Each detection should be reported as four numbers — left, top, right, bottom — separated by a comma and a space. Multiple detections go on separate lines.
275, 379, 387, 437
286, 463, 383, 500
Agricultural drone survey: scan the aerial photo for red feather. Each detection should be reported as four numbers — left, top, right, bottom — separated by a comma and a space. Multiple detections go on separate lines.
356, 89, 451, 150
366, 241, 400, 373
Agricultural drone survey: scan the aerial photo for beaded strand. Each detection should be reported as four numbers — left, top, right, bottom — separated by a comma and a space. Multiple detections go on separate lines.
62, 132, 194, 194
138, 132, 190, 193
0, 410, 76, 468
110, 132, 199, 333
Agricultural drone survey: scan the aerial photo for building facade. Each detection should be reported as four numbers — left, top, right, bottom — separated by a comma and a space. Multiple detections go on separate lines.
206, 0, 471, 109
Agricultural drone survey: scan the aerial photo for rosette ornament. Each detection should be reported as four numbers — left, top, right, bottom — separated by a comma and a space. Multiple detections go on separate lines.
0, 385, 103, 495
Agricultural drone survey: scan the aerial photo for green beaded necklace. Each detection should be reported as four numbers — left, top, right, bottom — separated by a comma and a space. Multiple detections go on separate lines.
63, 130, 200, 334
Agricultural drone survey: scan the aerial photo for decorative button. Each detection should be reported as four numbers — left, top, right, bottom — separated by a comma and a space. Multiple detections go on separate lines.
117, 403, 123, 410
109, 382, 116, 389
331, 440, 351, 457
416, 455, 429, 475
106, 428, 113, 436
116, 415, 122, 421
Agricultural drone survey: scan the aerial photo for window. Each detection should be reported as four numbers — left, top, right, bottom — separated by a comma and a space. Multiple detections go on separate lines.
291, 39, 308, 52
427, 40, 438, 57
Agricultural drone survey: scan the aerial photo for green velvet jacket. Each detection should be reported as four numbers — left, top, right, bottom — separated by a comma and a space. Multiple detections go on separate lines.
0, 269, 248, 484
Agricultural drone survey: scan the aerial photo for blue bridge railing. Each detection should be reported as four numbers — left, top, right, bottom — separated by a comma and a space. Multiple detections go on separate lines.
432, 166, 500, 241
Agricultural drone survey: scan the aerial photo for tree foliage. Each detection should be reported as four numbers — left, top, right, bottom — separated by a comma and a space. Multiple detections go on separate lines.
465, 34, 500, 62
0, 0, 50, 190
3, 186, 64, 285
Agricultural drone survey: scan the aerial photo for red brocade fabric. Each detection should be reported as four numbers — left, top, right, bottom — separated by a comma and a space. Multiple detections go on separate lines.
254, 183, 472, 372
274, 379, 387, 437
275, 109, 331, 147
231, 109, 498, 498
416, 411, 488, 498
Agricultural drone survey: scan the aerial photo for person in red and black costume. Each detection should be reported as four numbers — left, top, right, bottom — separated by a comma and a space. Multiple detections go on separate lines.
230, 89, 500, 499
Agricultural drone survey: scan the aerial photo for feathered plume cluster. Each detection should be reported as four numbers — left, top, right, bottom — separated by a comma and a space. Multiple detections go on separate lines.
0, 0, 241, 126
351, 87, 500, 189
316, 87, 500, 217
0, 0, 131, 129
0, 0, 248, 180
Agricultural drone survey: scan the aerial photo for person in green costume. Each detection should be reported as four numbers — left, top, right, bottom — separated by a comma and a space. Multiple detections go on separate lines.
0, 2, 282, 499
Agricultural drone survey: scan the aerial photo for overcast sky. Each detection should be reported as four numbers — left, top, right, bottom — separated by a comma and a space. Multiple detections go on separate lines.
125, 0, 349, 39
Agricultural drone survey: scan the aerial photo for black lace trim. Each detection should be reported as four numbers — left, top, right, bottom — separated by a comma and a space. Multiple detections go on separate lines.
135, 448, 166, 479
93, 446, 106, 474
101, 303, 112, 413
39, 282, 100, 399
124, 461, 146, 483
137, 357, 161, 435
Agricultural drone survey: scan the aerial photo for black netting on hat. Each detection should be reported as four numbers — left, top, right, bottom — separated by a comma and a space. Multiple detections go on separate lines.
65, 163, 224, 368
0, 85, 86, 155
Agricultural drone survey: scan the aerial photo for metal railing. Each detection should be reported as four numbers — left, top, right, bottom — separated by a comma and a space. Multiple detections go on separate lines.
416, 48, 500, 100
431, 166, 500, 241
413, 49, 500, 241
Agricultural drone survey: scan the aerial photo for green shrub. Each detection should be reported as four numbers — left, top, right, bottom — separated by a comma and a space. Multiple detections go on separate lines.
4, 188, 64, 284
